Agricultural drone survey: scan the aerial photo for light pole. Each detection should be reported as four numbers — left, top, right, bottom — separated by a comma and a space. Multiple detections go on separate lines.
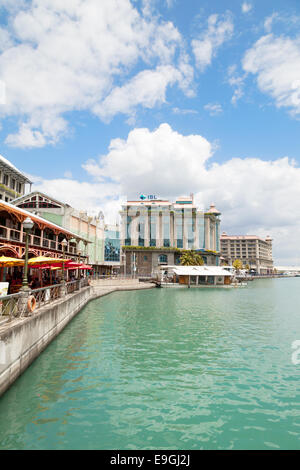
121, 251, 126, 277
61, 238, 68, 285
21, 217, 34, 291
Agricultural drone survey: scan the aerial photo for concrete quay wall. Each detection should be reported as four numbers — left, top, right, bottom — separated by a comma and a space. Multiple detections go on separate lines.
0, 281, 154, 397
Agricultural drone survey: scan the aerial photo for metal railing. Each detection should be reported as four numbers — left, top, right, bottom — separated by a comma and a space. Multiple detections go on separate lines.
0, 278, 91, 323
31, 284, 62, 309
0, 292, 26, 325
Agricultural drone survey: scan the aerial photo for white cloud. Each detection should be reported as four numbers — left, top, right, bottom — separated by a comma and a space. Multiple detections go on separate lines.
94, 65, 182, 122
204, 102, 223, 116
31, 174, 123, 224
0, 0, 191, 147
172, 107, 198, 115
264, 13, 278, 33
227, 64, 246, 105
192, 13, 234, 71
243, 34, 300, 116
241, 2, 252, 14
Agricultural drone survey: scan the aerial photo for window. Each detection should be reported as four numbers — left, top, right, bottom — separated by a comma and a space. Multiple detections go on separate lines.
3, 175, 8, 186
158, 254, 168, 264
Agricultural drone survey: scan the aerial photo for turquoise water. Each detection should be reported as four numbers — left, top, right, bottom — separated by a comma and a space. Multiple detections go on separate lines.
0, 278, 300, 450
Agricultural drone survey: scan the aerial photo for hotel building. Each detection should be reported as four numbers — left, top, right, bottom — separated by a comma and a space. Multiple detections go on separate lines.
220, 232, 274, 274
120, 194, 221, 276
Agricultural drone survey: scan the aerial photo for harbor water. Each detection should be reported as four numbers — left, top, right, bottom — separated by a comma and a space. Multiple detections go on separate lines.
0, 278, 300, 449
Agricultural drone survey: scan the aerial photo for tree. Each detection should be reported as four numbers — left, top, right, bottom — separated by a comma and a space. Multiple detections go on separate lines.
180, 251, 204, 266
233, 259, 243, 272
245, 263, 250, 271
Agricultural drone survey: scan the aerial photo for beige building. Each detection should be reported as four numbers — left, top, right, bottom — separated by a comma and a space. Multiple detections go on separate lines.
120, 194, 221, 276
0, 155, 32, 202
220, 232, 273, 274
12, 191, 105, 272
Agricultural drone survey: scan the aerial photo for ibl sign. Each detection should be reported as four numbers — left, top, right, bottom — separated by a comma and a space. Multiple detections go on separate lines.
139, 194, 157, 200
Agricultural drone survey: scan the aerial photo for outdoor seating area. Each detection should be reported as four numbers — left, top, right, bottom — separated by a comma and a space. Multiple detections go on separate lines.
0, 255, 92, 296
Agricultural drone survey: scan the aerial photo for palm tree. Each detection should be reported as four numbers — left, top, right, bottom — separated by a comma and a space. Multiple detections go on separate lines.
180, 251, 204, 266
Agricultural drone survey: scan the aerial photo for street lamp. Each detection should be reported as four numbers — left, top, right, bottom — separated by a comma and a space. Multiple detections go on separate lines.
21, 217, 34, 291
61, 238, 68, 284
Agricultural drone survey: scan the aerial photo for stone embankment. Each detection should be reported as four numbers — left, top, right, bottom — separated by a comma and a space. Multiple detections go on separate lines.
0, 279, 154, 397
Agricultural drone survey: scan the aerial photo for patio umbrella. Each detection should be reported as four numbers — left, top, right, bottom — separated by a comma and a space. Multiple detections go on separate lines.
79, 264, 92, 270
0, 256, 24, 267
28, 256, 69, 266
65, 262, 82, 269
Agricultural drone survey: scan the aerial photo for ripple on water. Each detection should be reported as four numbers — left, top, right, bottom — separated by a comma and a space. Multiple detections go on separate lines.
0, 280, 300, 449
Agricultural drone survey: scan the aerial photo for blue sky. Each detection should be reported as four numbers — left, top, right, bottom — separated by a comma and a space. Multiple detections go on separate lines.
0, 0, 300, 263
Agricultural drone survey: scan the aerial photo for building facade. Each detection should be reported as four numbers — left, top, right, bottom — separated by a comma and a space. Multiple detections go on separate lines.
0, 200, 88, 263
220, 232, 273, 274
0, 155, 32, 202
102, 224, 120, 275
120, 194, 221, 276
12, 191, 105, 273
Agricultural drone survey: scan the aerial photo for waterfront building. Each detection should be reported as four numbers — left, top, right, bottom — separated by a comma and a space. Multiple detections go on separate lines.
161, 265, 233, 287
0, 155, 32, 202
120, 194, 221, 276
0, 199, 89, 278
220, 232, 273, 274
12, 191, 105, 274
103, 224, 120, 275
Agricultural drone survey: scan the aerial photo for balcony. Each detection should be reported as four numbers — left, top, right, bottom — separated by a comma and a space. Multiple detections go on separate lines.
0, 224, 78, 256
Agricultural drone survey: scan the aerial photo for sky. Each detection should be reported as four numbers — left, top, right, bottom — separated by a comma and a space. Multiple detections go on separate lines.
0, 0, 300, 264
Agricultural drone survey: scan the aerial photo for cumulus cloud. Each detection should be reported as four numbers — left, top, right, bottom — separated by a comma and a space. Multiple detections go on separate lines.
0, 0, 191, 147
192, 13, 234, 71
31, 173, 123, 224
94, 65, 182, 122
243, 34, 300, 116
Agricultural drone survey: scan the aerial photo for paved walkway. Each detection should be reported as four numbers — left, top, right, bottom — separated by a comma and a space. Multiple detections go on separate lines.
90, 279, 155, 300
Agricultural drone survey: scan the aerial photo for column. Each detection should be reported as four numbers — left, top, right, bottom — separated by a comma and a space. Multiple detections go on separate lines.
205, 216, 210, 250
144, 211, 150, 247
131, 216, 139, 246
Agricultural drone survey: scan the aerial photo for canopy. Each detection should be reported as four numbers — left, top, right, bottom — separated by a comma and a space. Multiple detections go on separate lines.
0, 256, 24, 267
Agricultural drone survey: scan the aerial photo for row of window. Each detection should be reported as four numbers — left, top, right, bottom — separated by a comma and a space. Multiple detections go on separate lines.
1, 174, 22, 193
0, 194, 14, 202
